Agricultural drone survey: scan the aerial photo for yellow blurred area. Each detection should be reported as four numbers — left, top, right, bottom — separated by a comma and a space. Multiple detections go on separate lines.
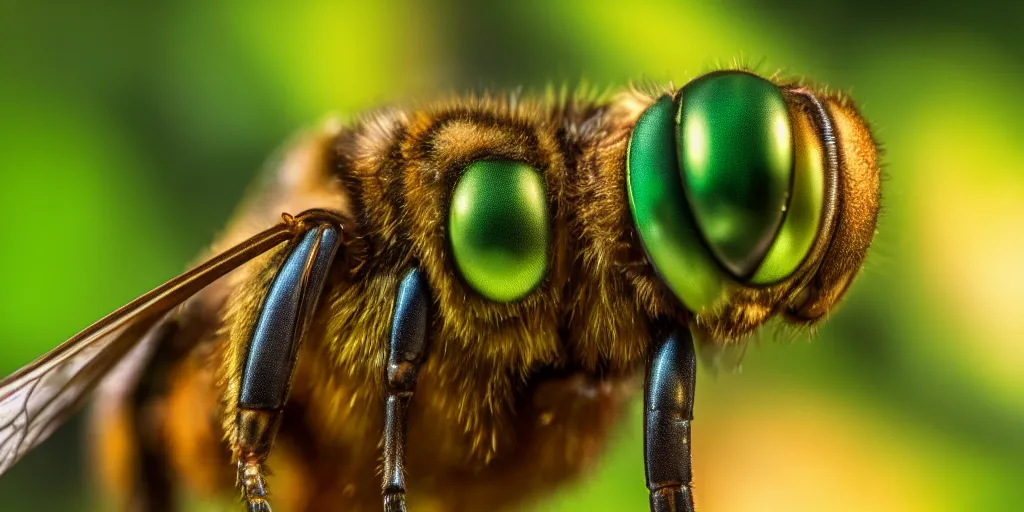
914, 96, 1024, 399
694, 388, 941, 512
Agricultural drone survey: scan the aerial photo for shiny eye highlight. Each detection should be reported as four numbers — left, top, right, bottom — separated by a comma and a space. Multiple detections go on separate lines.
627, 95, 727, 311
449, 160, 549, 303
750, 102, 826, 284
678, 71, 794, 279
627, 70, 828, 311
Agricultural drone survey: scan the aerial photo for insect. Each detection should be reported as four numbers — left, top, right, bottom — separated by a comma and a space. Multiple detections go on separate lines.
0, 68, 880, 511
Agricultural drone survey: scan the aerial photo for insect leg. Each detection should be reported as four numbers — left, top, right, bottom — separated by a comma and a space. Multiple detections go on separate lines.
382, 268, 431, 512
234, 224, 342, 512
644, 323, 697, 512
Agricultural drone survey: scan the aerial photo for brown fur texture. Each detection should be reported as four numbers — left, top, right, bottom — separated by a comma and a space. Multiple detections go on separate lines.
92, 75, 881, 511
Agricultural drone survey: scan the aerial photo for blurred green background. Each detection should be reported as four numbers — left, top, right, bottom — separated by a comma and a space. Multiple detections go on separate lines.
0, 1, 1021, 511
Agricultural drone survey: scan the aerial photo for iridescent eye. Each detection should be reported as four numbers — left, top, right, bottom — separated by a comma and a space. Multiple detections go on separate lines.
627, 70, 826, 311
677, 71, 794, 279
750, 102, 825, 285
627, 95, 727, 311
448, 160, 549, 302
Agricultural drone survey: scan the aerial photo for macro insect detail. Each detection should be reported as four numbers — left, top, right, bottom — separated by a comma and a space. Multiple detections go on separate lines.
0, 69, 880, 512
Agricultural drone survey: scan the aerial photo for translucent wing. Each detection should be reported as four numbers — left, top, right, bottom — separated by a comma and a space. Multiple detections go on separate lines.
0, 215, 308, 476
0, 316, 161, 473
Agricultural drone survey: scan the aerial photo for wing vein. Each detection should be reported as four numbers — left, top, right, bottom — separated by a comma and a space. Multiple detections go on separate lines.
0, 215, 318, 477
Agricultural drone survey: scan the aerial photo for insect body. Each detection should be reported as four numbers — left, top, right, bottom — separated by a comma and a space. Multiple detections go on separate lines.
0, 69, 881, 511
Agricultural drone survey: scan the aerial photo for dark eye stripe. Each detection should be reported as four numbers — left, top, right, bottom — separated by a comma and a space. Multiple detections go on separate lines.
774, 87, 843, 295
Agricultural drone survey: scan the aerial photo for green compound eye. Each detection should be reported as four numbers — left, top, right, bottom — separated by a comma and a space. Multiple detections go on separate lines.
449, 160, 549, 303
750, 105, 825, 284
628, 95, 727, 311
678, 71, 794, 279
628, 72, 826, 311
